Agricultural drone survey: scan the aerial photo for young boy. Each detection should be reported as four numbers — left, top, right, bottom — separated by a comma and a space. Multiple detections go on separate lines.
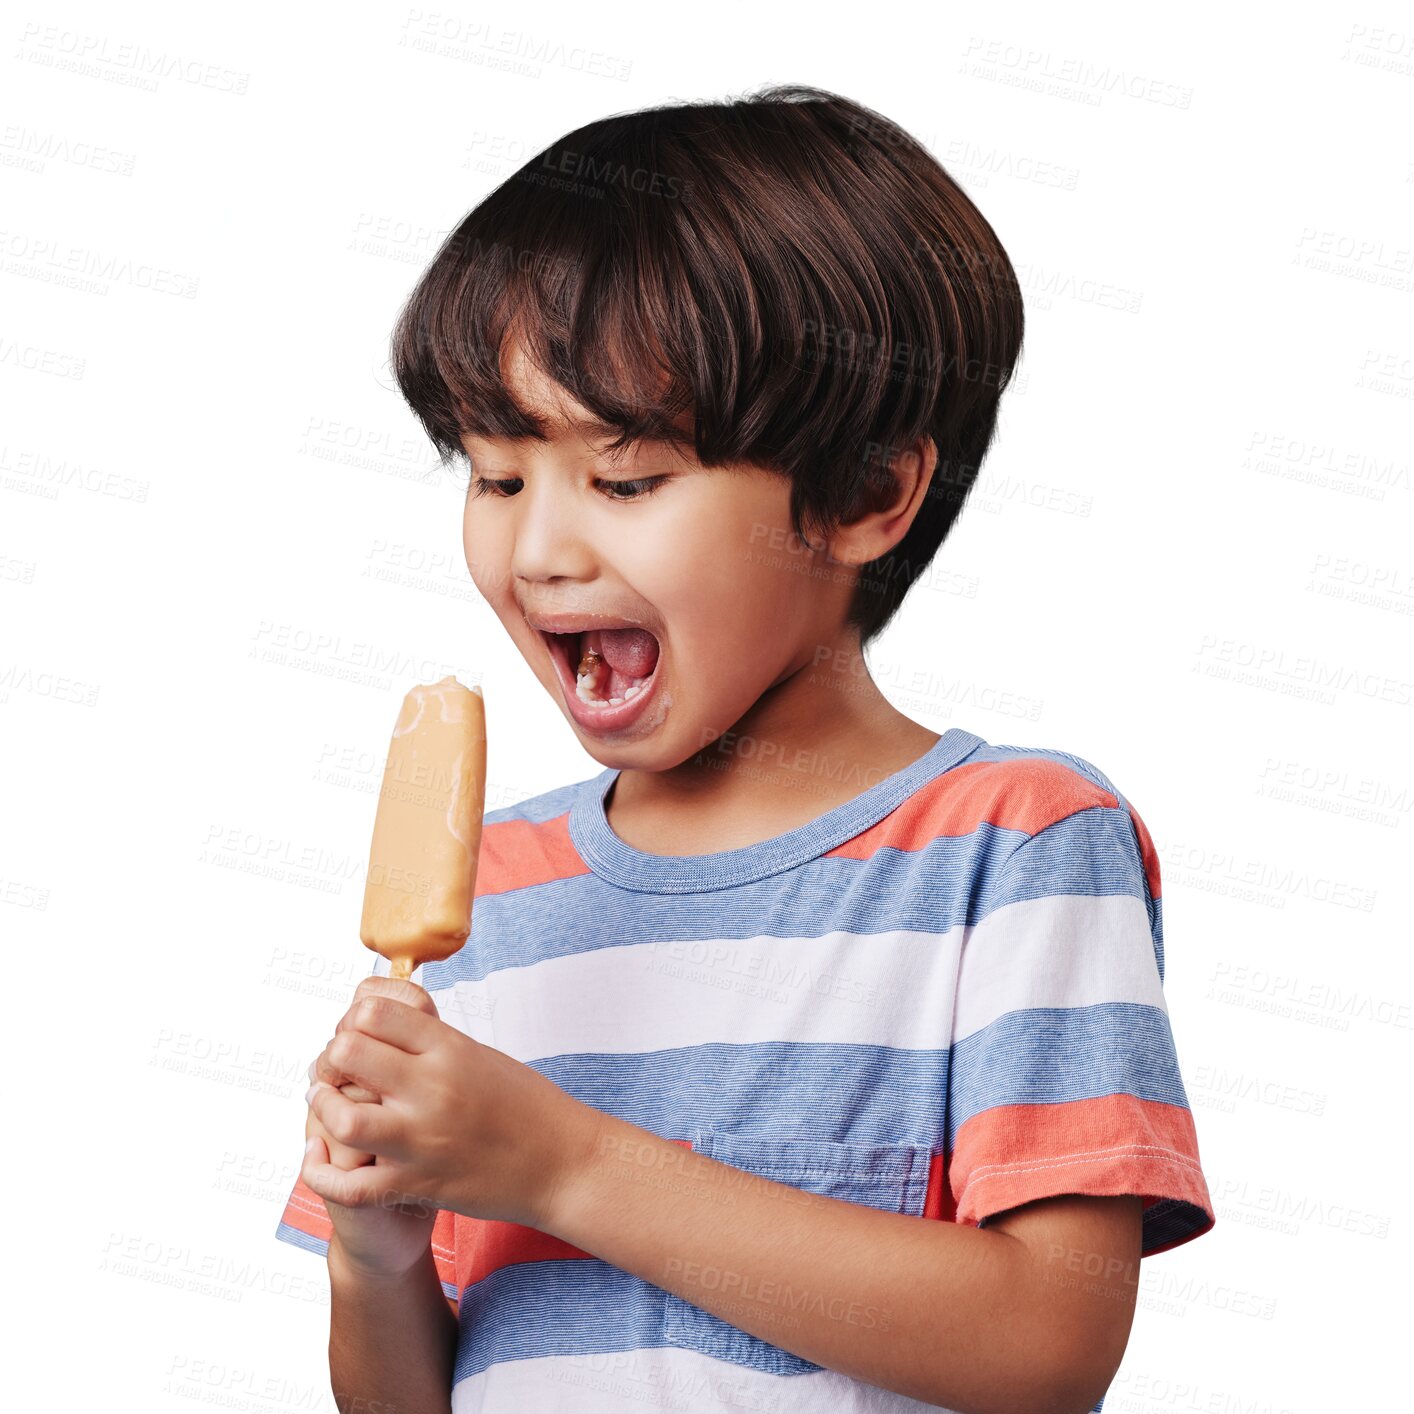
276, 84, 1214, 1414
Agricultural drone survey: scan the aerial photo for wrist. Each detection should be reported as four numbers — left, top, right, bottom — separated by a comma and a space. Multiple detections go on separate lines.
535, 1098, 611, 1239
327, 1232, 432, 1291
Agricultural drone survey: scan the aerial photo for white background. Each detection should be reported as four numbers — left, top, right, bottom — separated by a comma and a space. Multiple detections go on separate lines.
5, 1, 1410, 1409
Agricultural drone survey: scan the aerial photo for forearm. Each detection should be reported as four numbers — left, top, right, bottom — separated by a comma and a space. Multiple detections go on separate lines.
541, 1109, 1088, 1414
327, 1236, 457, 1414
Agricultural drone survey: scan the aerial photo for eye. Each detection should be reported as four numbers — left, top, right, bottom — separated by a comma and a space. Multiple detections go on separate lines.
469, 475, 521, 499
597, 476, 668, 501
468, 474, 668, 501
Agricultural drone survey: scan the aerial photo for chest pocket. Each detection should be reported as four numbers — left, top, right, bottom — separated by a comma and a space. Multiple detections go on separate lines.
660, 1127, 932, 1377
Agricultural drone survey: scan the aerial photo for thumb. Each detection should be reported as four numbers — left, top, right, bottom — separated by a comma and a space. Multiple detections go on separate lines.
302, 1135, 378, 1208
379, 976, 440, 1017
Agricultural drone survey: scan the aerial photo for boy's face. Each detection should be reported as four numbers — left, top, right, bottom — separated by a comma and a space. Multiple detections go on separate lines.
461, 344, 853, 771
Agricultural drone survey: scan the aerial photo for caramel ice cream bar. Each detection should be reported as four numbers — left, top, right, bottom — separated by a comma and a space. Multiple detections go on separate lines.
359, 675, 487, 980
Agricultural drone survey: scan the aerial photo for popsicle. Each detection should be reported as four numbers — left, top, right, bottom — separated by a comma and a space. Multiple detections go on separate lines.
324, 675, 487, 1168
359, 674, 487, 979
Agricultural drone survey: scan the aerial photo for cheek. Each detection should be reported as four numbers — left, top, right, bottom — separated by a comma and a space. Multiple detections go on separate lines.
463, 507, 507, 603
654, 484, 812, 659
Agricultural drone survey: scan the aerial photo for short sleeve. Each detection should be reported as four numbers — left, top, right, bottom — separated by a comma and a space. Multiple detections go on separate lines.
945, 796, 1215, 1257
273, 951, 461, 1302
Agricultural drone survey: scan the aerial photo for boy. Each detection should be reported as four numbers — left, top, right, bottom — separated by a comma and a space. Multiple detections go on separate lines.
277, 84, 1214, 1414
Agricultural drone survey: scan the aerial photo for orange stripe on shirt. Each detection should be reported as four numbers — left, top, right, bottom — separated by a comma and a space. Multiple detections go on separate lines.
474, 813, 589, 896
824, 758, 1122, 860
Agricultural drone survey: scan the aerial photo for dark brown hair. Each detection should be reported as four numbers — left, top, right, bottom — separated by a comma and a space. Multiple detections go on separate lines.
391, 83, 1025, 646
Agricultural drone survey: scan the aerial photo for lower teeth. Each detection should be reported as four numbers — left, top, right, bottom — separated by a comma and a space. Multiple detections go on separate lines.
574, 647, 649, 706
576, 673, 646, 706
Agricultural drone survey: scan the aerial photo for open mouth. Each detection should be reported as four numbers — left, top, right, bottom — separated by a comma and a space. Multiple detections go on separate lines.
539, 627, 663, 719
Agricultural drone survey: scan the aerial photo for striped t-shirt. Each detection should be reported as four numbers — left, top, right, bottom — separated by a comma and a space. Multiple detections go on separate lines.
277, 727, 1215, 1413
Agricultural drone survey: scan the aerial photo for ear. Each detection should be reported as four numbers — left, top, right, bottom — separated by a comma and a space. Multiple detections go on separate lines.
820, 436, 938, 567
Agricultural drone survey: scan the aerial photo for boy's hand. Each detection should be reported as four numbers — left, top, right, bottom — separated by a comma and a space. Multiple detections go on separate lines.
299, 977, 443, 1281
304, 975, 596, 1230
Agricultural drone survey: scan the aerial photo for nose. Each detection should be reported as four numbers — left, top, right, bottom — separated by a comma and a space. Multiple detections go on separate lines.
507, 478, 599, 591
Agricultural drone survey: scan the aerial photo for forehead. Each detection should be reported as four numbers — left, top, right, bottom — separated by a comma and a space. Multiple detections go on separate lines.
473, 340, 607, 444
462, 336, 695, 460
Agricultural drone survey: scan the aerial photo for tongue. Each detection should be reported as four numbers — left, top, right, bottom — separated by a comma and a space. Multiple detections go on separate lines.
588, 627, 659, 679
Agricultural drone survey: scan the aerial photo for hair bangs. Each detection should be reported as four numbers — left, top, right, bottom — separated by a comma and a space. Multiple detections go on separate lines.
393, 160, 714, 470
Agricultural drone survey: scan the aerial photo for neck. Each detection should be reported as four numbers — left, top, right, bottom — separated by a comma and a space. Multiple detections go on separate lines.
612, 626, 940, 822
